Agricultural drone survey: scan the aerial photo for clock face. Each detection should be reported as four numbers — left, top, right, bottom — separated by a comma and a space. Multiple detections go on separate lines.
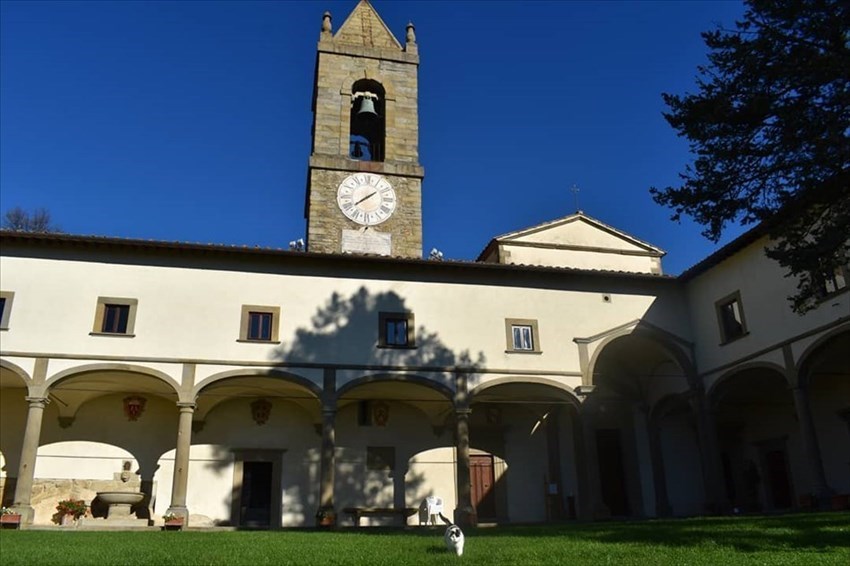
336, 173, 396, 226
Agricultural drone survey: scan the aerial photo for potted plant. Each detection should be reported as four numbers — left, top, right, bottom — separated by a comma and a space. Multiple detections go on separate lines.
0, 507, 22, 528
54, 499, 87, 526
315, 507, 336, 527
162, 512, 184, 530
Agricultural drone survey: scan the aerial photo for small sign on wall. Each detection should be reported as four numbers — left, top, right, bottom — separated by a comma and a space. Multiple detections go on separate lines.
342, 229, 391, 256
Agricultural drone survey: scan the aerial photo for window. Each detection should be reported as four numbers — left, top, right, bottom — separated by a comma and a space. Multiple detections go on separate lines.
248, 311, 273, 341
379, 312, 415, 348
239, 305, 280, 343
818, 266, 848, 297
505, 318, 541, 353
366, 447, 395, 471
0, 291, 14, 330
92, 297, 138, 336
715, 291, 748, 344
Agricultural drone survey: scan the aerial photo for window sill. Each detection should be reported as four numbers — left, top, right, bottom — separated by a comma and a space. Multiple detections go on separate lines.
505, 349, 543, 355
377, 344, 417, 350
237, 339, 281, 344
719, 331, 749, 346
90, 332, 135, 338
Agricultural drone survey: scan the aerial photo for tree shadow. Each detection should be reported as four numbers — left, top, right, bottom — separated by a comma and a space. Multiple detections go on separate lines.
194, 286, 485, 528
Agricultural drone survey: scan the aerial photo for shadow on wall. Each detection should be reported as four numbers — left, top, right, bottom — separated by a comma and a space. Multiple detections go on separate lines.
200, 287, 485, 527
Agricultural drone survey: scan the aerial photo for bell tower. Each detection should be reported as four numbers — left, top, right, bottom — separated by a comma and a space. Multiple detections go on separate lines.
305, 1, 424, 258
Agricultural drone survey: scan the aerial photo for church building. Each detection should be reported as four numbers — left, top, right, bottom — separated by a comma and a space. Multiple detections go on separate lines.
1, 1, 848, 528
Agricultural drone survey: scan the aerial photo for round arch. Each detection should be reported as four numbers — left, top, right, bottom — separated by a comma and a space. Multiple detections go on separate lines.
46, 363, 181, 395
470, 376, 580, 408
796, 325, 850, 389
0, 358, 31, 386
195, 368, 322, 400
706, 360, 787, 402
340, 71, 397, 101
587, 327, 696, 388
337, 373, 454, 402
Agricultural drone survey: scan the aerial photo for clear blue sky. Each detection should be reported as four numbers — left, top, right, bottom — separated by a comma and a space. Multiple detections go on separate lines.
0, 0, 748, 274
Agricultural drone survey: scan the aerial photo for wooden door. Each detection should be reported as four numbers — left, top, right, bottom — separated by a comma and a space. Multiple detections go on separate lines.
470, 455, 496, 520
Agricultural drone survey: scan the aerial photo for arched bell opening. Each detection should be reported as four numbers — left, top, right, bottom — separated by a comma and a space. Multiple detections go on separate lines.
349, 79, 385, 162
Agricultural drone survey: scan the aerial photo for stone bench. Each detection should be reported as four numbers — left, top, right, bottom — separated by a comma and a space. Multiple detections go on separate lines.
342, 507, 418, 527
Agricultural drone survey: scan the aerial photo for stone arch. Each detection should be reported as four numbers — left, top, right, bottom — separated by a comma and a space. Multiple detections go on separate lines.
587, 326, 696, 389
649, 392, 692, 426
0, 358, 31, 385
796, 325, 850, 389
340, 71, 397, 101
195, 368, 322, 400
706, 360, 787, 402
337, 373, 453, 402
470, 376, 581, 408
46, 363, 180, 396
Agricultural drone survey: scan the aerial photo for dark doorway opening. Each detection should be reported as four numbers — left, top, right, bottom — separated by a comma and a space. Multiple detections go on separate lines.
596, 428, 630, 516
240, 461, 272, 527
764, 449, 793, 509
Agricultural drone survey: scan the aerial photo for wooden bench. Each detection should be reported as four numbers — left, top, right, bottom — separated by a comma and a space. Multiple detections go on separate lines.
342, 507, 418, 527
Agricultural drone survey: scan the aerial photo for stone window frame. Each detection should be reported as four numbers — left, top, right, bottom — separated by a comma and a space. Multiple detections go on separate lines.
816, 265, 849, 300
0, 291, 14, 330
366, 446, 396, 471
504, 318, 542, 354
91, 297, 138, 337
378, 311, 415, 349
238, 305, 281, 343
715, 291, 749, 345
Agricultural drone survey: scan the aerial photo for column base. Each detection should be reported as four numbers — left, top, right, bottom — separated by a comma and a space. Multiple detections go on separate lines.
165, 506, 189, 525
10, 506, 35, 526
452, 506, 476, 528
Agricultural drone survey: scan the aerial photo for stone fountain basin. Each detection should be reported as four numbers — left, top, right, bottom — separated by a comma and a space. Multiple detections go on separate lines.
97, 491, 144, 505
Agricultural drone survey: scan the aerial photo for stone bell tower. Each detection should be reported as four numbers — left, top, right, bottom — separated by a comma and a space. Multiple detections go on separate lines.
305, 0, 424, 258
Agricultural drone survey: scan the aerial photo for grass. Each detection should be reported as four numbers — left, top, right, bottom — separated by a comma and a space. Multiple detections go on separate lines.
1, 512, 848, 565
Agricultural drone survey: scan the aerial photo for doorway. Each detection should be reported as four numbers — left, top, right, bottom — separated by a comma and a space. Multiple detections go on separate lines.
764, 449, 793, 509
470, 454, 497, 521
596, 428, 630, 516
240, 461, 272, 527
231, 450, 283, 528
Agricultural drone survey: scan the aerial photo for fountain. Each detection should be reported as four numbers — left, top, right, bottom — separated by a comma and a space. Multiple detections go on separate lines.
93, 491, 147, 527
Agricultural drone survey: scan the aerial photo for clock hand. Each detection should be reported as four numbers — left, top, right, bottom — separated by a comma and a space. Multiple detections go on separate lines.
354, 191, 377, 206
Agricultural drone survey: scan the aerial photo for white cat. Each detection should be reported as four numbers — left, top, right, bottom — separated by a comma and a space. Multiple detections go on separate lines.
444, 524, 465, 556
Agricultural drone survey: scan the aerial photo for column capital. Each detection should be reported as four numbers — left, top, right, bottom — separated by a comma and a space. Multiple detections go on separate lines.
176, 402, 196, 411
24, 396, 50, 408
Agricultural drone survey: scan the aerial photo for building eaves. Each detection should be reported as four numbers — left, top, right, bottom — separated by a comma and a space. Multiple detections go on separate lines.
0, 230, 676, 283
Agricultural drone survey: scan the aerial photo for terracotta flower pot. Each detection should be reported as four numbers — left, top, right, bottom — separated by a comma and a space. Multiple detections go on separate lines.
0, 513, 22, 528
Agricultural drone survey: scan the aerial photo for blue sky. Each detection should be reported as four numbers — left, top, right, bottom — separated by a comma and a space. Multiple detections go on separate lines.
0, 0, 748, 274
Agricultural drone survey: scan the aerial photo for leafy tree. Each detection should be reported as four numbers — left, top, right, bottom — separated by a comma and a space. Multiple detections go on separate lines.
2, 207, 63, 233
652, 0, 849, 312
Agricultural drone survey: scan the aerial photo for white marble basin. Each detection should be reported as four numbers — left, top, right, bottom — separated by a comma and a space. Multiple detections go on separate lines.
97, 491, 144, 505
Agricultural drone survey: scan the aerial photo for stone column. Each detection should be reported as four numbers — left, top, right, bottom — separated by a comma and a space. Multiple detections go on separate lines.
454, 405, 474, 526
646, 413, 672, 517
12, 396, 49, 524
687, 388, 728, 514
578, 398, 607, 519
317, 406, 337, 517
839, 408, 850, 439
316, 368, 337, 525
791, 385, 833, 505
167, 402, 195, 522
452, 368, 474, 526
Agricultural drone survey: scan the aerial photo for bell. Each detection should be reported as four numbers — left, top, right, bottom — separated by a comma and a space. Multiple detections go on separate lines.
356, 96, 378, 119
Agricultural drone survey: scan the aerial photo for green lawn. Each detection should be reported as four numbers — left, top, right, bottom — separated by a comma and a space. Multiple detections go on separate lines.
1, 512, 847, 565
